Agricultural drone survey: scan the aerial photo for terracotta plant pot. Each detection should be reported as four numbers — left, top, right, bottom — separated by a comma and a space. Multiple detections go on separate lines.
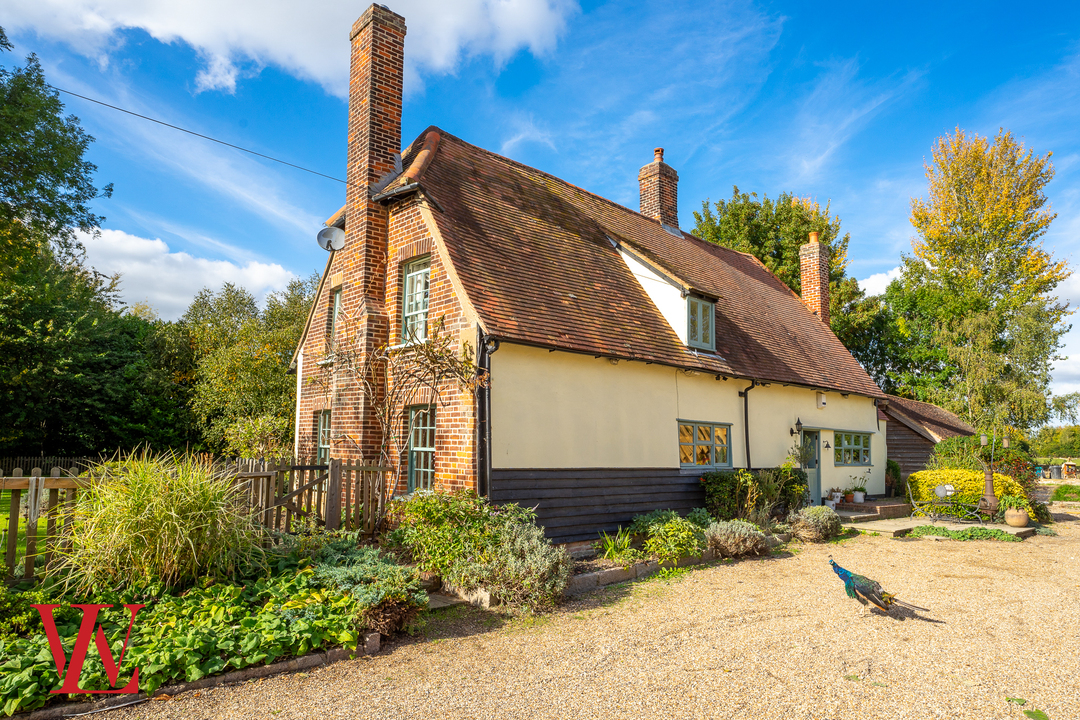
844, 493, 854, 503
1004, 508, 1029, 528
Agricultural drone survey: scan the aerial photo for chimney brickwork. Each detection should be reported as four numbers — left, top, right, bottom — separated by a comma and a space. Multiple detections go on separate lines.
799, 231, 830, 325
336, 4, 406, 461
638, 147, 679, 228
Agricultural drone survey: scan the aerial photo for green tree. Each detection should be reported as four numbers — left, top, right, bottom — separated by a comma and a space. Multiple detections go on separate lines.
886, 128, 1073, 432
185, 277, 317, 456
0, 31, 197, 454
692, 187, 891, 385
1, 29, 111, 260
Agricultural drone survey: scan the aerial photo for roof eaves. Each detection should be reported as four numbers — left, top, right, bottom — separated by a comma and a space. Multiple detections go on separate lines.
289, 252, 335, 372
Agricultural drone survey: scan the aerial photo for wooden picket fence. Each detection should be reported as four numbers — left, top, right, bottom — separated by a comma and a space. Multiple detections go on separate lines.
1, 459, 391, 584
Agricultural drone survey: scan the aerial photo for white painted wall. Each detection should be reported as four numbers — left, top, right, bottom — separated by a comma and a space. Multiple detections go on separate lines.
618, 247, 687, 344
489, 343, 886, 494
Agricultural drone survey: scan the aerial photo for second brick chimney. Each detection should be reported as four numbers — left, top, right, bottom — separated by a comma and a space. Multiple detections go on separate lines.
799, 231, 830, 325
638, 148, 679, 229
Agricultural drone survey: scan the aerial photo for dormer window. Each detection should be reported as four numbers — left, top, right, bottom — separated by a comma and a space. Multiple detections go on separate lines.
687, 296, 714, 351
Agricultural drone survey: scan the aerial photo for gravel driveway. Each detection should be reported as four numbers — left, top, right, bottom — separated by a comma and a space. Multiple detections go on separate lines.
107, 513, 1080, 720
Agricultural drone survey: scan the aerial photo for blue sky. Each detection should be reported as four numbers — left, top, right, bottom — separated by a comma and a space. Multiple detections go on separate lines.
4, 0, 1079, 396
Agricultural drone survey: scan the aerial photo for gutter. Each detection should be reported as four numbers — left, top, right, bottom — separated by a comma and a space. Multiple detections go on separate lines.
738, 380, 758, 469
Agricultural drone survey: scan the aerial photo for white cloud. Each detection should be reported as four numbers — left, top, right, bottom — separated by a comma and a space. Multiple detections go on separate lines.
82, 229, 295, 320
4, 0, 579, 96
857, 265, 902, 296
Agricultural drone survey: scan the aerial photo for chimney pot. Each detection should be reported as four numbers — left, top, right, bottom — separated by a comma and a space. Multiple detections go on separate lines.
654, 147, 664, 162
809, 231, 819, 244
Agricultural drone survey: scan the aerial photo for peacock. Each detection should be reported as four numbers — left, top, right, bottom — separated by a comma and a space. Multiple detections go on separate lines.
828, 556, 927, 614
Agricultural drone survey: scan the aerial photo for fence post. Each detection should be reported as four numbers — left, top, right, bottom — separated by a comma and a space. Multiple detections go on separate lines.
4, 469, 22, 581
326, 459, 342, 531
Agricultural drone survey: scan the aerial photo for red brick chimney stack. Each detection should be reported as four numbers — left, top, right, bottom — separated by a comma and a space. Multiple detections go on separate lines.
638, 147, 679, 228
799, 231, 830, 325
340, 3, 406, 459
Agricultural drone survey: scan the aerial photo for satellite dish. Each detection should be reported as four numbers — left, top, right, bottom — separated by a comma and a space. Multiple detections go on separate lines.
316, 226, 345, 251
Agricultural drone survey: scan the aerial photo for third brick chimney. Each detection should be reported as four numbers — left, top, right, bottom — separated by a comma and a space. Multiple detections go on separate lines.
638, 148, 679, 229
799, 231, 830, 325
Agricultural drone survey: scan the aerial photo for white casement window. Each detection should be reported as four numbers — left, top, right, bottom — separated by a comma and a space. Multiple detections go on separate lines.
834, 432, 872, 466
679, 421, 732, 469
402, 257, 431, 343
687, 296, 715, 351
317, 410, 332, 464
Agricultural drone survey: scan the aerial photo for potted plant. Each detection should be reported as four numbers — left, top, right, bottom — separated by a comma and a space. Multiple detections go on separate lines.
843, 488, 855, 503
999, 495, 1030, 528
850, 485, 867, 503
830, 487, 844, 503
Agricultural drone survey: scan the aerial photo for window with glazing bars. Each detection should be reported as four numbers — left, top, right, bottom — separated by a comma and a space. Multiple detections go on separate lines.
687, 296, 714, 350
329, 288, 342, 342
402, 257, 430, 343
407, 406, 435, 492
317, 410, 332, 465
678, 421, 731, 468
834, 432, 872, 466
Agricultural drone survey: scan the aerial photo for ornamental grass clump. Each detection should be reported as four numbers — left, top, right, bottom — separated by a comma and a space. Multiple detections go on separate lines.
704, 520, 769, 558
790, 506, 842, 543
59, 452, 266, 592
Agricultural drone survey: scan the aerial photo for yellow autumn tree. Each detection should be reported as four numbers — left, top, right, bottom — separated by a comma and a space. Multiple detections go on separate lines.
908, 127, 1070, 315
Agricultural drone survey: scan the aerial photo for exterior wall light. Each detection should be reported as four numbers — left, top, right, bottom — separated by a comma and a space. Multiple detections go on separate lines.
790, 418, 803, 436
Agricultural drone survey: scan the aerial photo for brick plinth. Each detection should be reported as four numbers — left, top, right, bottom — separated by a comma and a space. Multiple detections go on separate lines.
799, 232, 830, 325
638, 147, 679, 228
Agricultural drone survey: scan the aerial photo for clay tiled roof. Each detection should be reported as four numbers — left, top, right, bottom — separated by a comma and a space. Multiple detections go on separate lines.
395, 127, 884, 398
883, 395, 975, 442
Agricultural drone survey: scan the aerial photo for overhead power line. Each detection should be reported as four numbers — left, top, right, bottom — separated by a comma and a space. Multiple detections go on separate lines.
47, 83, 355, 188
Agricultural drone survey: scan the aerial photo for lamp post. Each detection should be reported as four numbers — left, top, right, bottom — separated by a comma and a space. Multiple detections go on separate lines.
977, 432, 1005, 515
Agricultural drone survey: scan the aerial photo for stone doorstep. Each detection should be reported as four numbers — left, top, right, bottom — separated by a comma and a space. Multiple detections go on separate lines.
834, 500, 912, 521
20, 633, 381, 720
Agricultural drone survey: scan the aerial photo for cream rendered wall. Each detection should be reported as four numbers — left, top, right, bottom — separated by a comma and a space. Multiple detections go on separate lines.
618, 248, 687, 345
490, 343, 885, 495
747, 384, 885, 495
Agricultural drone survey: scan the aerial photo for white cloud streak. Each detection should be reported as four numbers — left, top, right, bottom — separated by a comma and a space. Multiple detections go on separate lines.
82, 229, 295, 320
4, 0, 579, 96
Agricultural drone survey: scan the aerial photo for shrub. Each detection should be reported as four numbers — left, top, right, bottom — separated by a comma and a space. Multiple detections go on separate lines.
686, 507, 714, 529
628, 508, 679, 536
700, 468, 806, 522
700, 470, 746, 521
790, 506, 842, 542
391, 489, 534, 575
998, 494, 1030, 512
310, 537, 427, 634
392, 490, 569, 612
640, 515, 705, 563
907, 469, 1026, 513
59, 452, 266, 592
454, 523, 573, 612
1031, 502, 1053, 525
704, 520, 769, 558
0, 585, 77, 643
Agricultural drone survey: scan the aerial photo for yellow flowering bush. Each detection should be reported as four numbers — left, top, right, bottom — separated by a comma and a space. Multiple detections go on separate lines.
907, 469, 1035, 519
